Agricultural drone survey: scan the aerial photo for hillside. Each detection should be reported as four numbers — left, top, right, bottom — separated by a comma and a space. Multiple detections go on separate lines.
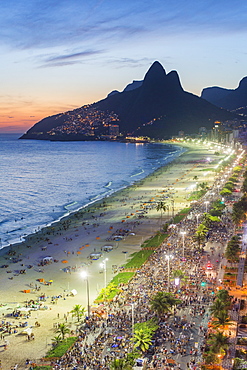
20, 61, 235, 140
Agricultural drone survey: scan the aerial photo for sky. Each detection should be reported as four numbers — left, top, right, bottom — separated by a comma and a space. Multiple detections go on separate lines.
0, 0, 247, 133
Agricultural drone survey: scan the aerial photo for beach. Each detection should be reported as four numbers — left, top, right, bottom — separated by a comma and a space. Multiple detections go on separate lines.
0, 142, 221, 368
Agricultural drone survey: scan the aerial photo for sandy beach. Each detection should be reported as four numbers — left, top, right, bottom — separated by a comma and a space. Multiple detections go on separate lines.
0, 142, 222, 369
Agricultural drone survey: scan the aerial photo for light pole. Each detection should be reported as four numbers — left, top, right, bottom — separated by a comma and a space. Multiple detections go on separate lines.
195, 213, 200, 227
131, 303, 135, 335
166, 254, 173, 291
81, 271, 90, 318
171, 199, 175, 219
100, 258, 109, 295
180, 231, 186, 258
204, 201, 209, 213
100, 258, 109, 320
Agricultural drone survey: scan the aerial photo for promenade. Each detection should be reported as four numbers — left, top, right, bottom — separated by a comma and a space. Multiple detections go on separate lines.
42, 184, 236, 369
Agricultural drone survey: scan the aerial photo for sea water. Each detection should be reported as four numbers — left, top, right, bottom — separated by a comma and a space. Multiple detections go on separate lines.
0, 134, 185, 248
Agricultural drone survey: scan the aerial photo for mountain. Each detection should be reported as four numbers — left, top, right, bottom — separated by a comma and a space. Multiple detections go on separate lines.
201, 77, 247, 112
20, 61, 235, 140
107, 79, 143, 98
201, 87, 233, 105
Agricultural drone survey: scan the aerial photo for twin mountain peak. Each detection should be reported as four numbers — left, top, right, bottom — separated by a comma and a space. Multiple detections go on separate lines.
20, 61, 242, 140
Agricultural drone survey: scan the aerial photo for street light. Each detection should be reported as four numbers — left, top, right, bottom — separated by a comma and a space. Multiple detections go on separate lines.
81, 271, 90, 318
131, 303, 135, 335
204, 201, 209, 213
170, 199, 175, 219
195, 213, 200, 227
165, 254, 173, 292
100, 258, 109, 321
180, 231, 186, 258
100, 258, 109, 295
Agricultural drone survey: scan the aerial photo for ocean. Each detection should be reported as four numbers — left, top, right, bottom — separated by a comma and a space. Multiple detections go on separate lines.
0, 134, 185, 248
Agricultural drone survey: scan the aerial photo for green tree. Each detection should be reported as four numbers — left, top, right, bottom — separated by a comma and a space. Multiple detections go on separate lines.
211, 310, 232, 331
132, 329, 152, 353
156, 201, 168, 229
220, 188, 232, 196
202, 351, 218, 365
150, 292, 181, 316
193, 223, 208, 248
207, 331, 228, 354
110, 358, 132, 370
70, 304, 86, 322
56, 323, 70, 340
210, 299, 229, 318
197, 182, 209, 191
51, 335, 62, 346
202, 213, 220, 228
216, 289, 231, 302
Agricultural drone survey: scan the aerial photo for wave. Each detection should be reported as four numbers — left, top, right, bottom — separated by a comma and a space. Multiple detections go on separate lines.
104, 181, 112, 188
64, 201, 78, 209
130, 169, 145, 178
0, 140, 186, 249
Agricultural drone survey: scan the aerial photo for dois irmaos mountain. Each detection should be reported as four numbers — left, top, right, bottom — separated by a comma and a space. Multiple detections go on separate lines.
20, 61, 234, 140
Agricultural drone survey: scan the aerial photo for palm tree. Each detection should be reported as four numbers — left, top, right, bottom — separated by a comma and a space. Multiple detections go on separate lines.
207, 331, 228, 354
197, 182, 209, 191
156, 201, 167, 229
132, 329, 152, 353
211, 310, 232, 331
110, 358, 132, 370
193, 224, 208, 248
70, 304, 86, 322
210, 299, 229, 318
56, 323, 70, 340
216, 289, 231, 302
150, 292, 181, 316
51, 335, 62, 347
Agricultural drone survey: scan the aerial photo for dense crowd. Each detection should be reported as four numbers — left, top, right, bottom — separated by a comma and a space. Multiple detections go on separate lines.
47, 187, 234, 370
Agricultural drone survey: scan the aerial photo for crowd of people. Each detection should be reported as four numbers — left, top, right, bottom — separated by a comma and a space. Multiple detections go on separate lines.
47, 185, 235, 370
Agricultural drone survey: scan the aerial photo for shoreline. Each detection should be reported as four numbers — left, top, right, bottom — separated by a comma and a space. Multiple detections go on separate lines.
0, 142, 223, 368
0, 142, 185, 251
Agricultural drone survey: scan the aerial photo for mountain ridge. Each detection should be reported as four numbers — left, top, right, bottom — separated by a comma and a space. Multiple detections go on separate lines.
20, 61, 235, 140
201, 76, 247, 113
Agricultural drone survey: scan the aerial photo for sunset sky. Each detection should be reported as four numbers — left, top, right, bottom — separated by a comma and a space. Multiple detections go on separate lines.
1, 0, 247, 133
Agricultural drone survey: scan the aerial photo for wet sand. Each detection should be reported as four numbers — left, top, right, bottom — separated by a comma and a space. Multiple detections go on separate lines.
0, 142, 220, 368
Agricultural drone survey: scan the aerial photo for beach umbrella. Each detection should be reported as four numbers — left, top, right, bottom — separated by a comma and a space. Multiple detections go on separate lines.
121, 220, 125, 223
77, 251, 81, 254
96, 236, 100, 240
85, 244, 90, 247
109, 226, 113, 230
62, 260, 68, 263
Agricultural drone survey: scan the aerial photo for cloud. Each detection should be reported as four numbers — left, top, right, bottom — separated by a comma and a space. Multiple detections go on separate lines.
38, 49, 105, 68
2, 0, 246, 53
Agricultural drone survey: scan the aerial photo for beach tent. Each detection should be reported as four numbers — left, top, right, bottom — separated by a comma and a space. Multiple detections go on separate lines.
21, 327, 32, 335
70, 289, 77, 296
43, 256, 53, 262
101, 245, 113, 252
18, 307, 31, 312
